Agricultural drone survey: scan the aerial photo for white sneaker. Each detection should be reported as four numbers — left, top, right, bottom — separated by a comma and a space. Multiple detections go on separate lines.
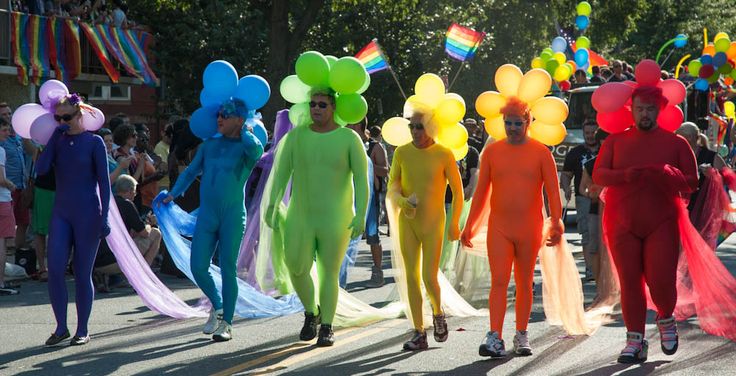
213, 321, 232, 342
479, 331, 507, 358
203, 309, 223, 335
513, 330, 532, 356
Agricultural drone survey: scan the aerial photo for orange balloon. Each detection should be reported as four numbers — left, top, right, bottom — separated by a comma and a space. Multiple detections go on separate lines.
703, 43, 716, 56
725, 77, 734, 86
517, 69, 552, 104
475, 91, 507, 119
528, 121, 567, 146
484, 115, 506, 140
567, 60, 577, 72
727, 42, 736, 60
494, 64, 523, 97
531, 97, 569, 124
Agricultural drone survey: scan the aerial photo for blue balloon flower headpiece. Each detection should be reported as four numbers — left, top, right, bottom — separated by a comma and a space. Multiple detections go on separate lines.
218, 98, 249, 119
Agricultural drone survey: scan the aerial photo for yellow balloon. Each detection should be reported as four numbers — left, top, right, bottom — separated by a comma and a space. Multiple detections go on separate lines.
531, 57, 544, 69
517, 69, 552, 104
553, 65, 571, 82
451, 143, 469, 161
528, 121, 566, 146
435, 94, 466, 124
438, 123, 469, 150
495, 64, 523, 97
415, 73, 445, 107
475, 91, 507, 119
484, 115, 507, 140
531, 97, 569, 124
725, 101, 735, 118
714, 32, 730, 42
382, 117, 412, 146
403, 94, 434, 118
553, 51, 566, 65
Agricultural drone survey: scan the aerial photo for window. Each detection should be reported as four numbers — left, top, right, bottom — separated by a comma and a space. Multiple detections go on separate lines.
89, 84, 131, 101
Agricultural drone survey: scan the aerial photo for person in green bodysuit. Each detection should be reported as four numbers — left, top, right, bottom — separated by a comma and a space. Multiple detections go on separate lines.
265, 91, 369, 346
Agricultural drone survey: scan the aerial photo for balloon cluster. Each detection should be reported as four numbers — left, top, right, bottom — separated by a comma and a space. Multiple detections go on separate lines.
575, 1, 592, 30
191, 60, 270, 142
688, 32, 736, 91
475, 65, 568, 146
280, 51, 370, 127
381, 73, 469, 160
592, 59, 686, 134
531, 42, 577, 87
11, 80, 104, 145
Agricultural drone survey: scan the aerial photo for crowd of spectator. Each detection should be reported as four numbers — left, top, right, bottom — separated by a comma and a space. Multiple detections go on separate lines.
11, 0, 135, 29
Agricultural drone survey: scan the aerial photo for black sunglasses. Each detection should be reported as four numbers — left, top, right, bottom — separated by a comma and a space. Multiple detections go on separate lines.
217, 111, 236, 119
309, 101, 329, 109
408, 123, 424, 130
54, 111, 79, 122
504, 120, 525, 127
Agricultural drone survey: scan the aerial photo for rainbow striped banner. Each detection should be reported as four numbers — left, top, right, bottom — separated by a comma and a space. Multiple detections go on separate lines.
355, 39, 389, 74
10, 13, 29, 85
79, 22, 121, 83
49, 18, 82, 83
445, 23, 485, 62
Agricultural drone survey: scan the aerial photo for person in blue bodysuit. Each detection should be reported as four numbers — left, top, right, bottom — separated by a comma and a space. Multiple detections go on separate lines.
37, 94, 111, 347
161, 98, 263, 342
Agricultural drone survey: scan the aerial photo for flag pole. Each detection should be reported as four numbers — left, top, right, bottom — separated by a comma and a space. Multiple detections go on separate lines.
448, 61, 465, 91
374, 39, 407, 100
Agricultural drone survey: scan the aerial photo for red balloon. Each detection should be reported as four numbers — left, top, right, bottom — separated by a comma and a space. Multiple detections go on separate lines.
597, 106, 634, 134
699, 64, 715, 79
657, 105, 684, 132
592, 82, 635, 113
559, 80, 571, 91
635, 59, 662, 86
657, 79, 686, 106
622, 81, 638, 89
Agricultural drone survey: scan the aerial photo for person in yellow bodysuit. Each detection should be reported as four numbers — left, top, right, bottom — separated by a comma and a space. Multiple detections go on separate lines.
461, 97, 563, 358
388, 111, 464, 351
265, 91, 369, 347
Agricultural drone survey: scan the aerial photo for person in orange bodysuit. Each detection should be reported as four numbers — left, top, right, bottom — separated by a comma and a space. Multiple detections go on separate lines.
593, 86, 697, 364
461, 97, 563, 358
388, 111, 464, 351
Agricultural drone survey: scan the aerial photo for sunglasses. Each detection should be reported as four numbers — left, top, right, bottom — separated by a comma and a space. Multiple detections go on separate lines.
408, 123, 424, 130
504, 120, 525, 127
217, 111, 237, 119
309, 101, 329, 109
54, 111, 79, 122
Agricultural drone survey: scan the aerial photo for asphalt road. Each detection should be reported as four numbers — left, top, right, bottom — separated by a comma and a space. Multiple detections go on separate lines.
1, 225, 735, 376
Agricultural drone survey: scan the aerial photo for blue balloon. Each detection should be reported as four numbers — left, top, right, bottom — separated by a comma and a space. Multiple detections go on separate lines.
694, 78, 709, 92
574, 48, 589, 66
199, 87, 231, 108
247, 118, 268, 146
190, 107, 218, 139
551, 37, 567, 53
576, 15, 589, 30
234, 75, 271, 111
701, 55, 713, 65
713, 52, 727, 67
674, 34, 687, 48
203, 60, 238, 95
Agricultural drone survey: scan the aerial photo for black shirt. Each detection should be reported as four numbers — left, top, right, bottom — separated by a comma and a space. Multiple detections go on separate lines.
583, 158, 599, 214
445, 146, 480, 203
95, 195, 146, 267
468, 137, 485, 154
34, 169, 56, 191
562, 144, 598, 196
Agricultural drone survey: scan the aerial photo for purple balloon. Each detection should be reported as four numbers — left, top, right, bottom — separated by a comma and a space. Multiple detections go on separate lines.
39, 80, 69, 108
30, 113, 58, 145
11, 103, 48, 139
82, 106, 106, 131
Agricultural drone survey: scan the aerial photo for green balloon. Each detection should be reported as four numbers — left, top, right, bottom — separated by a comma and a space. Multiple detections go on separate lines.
688, 59, 702, 76
280, 75, 311, 104
545, 59, 560, 75
715, 38, 731, 53
326, 55, 338, 69
329, 57, 368, 94
708, 71, 720, 83
542, 47, 554, 55
357, 71, 371, 94
540, 51, 553, 62
577, 1, 592, 16
334, 112, 347, 126
719, 63, 733, 75
731, 68, 736, 80
576, 36, 591, 49
295, 51, 330, 87
289, 102, 311, 126
336, 93, 368, 124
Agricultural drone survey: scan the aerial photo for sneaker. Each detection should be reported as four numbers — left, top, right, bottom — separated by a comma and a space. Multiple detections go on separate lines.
656, 316, 678, 355
299, 307, 321, 341
367, 266, 384, 288
617, 332, 648, 364
203, 309, 223, 335
212, 321, 232, 342
402, 330, 428, 351
433, 313, 448, 342
479, 331, 507, 358
0, 286, 19, 296
513, 330, 532, 356
70, 335, 90, 346
316, 324, 334, 347
44, 330, 70, 346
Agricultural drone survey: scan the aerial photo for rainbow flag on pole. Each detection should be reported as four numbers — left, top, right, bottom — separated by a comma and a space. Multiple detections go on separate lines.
355, 39, 389, 74
445, 23, 485, 62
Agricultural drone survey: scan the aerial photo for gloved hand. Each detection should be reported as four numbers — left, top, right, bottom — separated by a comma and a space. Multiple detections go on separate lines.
101, 220, 111, 238
398, 193, 417, 218
347, 215, 366, 239
264, 203, 284, 230
448, 224, 461, 241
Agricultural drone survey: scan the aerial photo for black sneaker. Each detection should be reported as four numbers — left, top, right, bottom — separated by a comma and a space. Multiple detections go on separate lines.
70, 335, 90, 346
433, 313, 448, 342
0, 286, 19, 296
299, 307, 321, 341
45, 330, 70, 347
316, 324, 334, 347
617, 332, 648, 364
403, 330, 428, 351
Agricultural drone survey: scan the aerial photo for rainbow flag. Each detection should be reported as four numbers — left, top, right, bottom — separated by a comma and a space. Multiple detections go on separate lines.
355, 39, 388, 74
10, 13, 29, 85
445, 23, 485, 62
79, 23, 120, 82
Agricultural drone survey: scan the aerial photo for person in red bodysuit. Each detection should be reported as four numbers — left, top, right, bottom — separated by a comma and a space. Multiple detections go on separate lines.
593, 85, 698, 363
